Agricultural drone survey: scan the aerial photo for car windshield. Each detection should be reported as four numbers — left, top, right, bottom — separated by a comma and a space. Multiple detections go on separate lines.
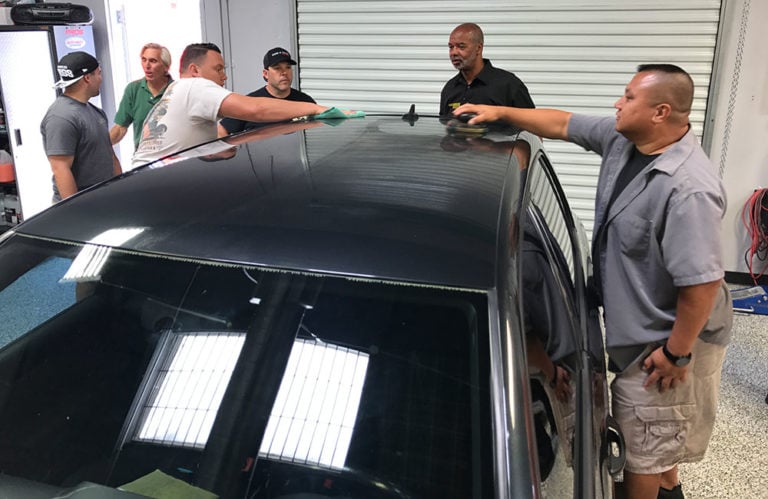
0, 233, 492, 498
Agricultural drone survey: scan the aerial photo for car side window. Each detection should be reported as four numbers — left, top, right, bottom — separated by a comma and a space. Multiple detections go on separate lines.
0, 254, 77, 349
519, 151, 580, 497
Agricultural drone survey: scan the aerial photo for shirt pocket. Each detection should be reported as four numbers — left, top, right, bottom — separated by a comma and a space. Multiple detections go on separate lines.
614, 214, 652, 258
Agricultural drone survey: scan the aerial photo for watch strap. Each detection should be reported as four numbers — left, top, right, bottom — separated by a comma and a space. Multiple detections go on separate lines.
662, 343, 691, 365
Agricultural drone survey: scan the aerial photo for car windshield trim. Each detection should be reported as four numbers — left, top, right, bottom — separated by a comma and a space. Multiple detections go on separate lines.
8, 232, 488, 295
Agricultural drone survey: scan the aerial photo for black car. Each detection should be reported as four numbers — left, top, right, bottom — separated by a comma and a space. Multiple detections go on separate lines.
0, 113, 623, 498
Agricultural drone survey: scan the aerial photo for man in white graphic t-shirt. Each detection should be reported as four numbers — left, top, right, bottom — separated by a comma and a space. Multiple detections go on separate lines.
133, 43, 327, 167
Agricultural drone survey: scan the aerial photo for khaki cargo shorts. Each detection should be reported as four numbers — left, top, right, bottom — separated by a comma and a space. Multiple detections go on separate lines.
611, 339, 727, 474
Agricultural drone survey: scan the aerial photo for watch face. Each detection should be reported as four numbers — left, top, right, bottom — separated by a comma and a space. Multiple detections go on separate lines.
675, 356, 691, 367
663, 344, 691, 367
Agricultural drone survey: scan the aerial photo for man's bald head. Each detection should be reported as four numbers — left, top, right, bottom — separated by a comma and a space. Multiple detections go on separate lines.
451, 23, 484, 45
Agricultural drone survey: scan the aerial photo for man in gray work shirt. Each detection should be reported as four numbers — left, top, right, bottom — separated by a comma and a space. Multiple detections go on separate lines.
41, 51, 121, 201
454, 64, 732, 499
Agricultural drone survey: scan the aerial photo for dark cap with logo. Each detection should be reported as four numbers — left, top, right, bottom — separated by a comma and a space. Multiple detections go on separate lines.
263, 47, 297, 69
54, 51, 99, 89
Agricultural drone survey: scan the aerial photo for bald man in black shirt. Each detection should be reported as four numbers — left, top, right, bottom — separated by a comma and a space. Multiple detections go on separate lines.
440, 23, 535, 117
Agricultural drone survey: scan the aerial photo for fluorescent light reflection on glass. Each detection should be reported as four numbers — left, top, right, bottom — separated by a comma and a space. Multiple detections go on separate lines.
61, 227, 145, 282
259, 338, 369, 469
136, 332, 245, 448
133, 332, 369, 469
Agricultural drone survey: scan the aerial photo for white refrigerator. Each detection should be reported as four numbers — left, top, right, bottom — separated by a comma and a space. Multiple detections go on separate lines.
0, 24, 97, 222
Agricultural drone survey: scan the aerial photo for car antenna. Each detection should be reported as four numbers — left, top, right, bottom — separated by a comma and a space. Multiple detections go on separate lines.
401, 104, 418, 126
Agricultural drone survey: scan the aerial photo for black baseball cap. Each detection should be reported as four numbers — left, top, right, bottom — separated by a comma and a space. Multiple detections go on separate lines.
263, 47, 296, 69
54, 51, 99, 89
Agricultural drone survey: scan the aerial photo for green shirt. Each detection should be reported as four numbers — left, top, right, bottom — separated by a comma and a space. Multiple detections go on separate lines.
114, 77, 173, 147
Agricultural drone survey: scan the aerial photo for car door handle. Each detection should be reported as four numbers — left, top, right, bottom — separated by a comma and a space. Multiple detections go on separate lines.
605, 414, 626, 478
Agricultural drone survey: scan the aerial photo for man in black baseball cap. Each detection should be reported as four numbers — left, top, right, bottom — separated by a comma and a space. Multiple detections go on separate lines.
53, 51, 100, 89
218, 46, 316, 136
41, 51, 121, 200
263, 47, 297, 68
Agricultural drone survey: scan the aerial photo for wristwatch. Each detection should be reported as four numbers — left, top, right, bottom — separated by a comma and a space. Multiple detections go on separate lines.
662, 344, 692, 367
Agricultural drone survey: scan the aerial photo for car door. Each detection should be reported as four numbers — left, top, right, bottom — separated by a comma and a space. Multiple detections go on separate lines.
518, 145, 623, 498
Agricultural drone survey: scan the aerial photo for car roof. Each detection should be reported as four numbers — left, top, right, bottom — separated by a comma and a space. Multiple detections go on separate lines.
17, 116, 531, 290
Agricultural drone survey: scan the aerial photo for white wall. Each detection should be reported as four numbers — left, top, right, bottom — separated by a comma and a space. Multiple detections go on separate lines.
706, 0, 768, 277
218, 0, 296, 94
201, 0, 226, 58
62, 0, 117, 125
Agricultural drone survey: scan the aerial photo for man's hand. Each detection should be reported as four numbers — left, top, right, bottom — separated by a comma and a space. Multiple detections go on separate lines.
313, 107, 365, 119
642, 346, 688, 392
453, 104, 499, 124
551, 364, 573, 403
641, 281, 721, 393
453, 103, 572, 140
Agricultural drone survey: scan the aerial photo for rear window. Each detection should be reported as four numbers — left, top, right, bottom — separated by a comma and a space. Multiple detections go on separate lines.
0, 233, 492, 498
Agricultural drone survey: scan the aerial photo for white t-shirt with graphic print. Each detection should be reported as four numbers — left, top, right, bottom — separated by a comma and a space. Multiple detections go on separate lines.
132, 77, 232, 167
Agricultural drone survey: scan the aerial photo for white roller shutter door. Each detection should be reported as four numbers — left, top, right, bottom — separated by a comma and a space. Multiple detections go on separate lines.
296, 0, 722, 236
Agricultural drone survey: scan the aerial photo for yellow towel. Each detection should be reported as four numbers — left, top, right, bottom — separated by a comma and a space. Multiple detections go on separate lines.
119, 469, 218, 499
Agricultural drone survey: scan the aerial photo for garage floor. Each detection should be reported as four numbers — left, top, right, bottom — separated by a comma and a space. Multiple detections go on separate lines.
679, 310, 768, 497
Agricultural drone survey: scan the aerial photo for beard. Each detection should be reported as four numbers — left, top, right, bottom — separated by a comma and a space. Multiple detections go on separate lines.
452, 58, 467, 70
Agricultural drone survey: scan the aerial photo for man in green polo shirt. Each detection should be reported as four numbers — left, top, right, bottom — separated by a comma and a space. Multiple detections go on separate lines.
110, 43, 173, 149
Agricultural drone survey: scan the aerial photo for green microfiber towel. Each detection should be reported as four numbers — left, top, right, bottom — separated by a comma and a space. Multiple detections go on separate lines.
119, 470, 218, 499
314, 107, 365, 120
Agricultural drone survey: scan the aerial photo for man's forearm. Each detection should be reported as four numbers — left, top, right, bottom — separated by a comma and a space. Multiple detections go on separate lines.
666, 280, 722, 356
109, 124, 128, 145
112, 150, 122, 176
499, 108, 571, 140
48, 155, 77, 199
53, 171, 77, 199
454, 104, 572, 140
220, 94, 326, 123
254, 98, 325, 121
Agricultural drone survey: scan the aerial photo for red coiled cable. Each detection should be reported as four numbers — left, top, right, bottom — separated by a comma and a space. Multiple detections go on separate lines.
741, 188, 768, 284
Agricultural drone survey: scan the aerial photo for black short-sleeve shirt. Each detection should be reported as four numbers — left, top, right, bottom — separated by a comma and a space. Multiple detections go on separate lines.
439, 59, 535, 116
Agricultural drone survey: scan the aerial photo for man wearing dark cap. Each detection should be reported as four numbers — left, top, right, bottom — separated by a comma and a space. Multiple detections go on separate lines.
40, 51, 122, 201
218, 47, 316, 136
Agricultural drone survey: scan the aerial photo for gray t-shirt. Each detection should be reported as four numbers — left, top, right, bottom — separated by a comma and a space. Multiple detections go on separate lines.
566, 114, 732, 355
40, 95, 115, 200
